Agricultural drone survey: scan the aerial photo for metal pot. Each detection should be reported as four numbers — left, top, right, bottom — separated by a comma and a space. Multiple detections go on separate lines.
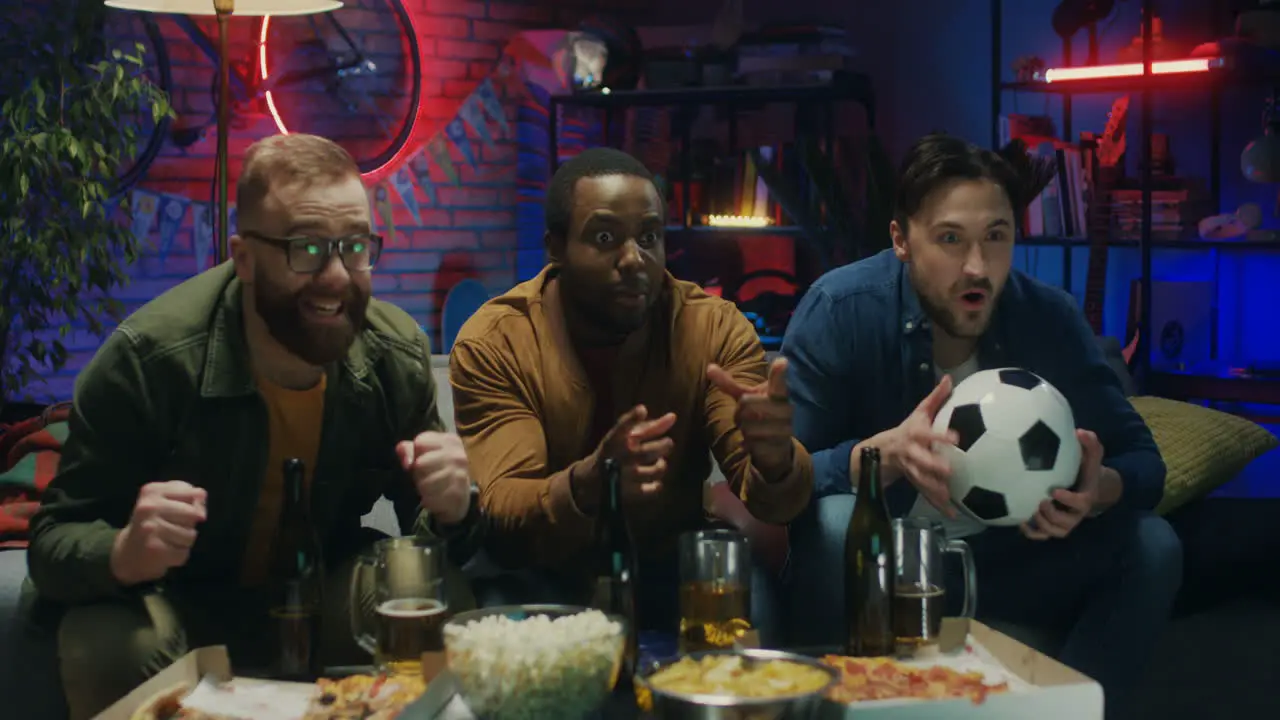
635, 648, 839, 720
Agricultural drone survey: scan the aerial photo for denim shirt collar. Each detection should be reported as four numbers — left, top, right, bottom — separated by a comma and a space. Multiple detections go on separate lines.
898, 263, 930, 337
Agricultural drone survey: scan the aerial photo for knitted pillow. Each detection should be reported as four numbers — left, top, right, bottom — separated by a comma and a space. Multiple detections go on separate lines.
1128, 396, 1278, 514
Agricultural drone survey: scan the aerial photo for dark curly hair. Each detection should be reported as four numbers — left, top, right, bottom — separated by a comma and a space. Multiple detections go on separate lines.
544, 147, 656, 239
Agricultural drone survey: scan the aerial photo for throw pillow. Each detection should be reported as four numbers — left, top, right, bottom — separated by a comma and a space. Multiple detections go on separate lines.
1128, 396, 1279, 515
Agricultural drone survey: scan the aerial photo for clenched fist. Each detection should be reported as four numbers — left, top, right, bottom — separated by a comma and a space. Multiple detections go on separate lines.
109, 480, 207, 587
395, 431, 473, 526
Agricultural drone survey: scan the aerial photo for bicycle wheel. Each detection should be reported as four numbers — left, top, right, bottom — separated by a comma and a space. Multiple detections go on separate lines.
262, 0, 422, 178
103, 10, 172, 196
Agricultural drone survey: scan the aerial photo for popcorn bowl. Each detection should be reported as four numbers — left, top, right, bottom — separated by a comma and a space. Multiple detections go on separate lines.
442, 604, 626, 719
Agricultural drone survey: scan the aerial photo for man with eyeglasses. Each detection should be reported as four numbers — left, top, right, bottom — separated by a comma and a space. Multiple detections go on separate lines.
23, 134, 481, 719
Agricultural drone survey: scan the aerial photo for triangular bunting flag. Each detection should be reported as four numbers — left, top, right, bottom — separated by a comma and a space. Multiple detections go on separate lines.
389, 165, 422, 225
458, 95, 495, 149
409, 152, 437, 206
444, 117, 478, 169
473, 79, 510, 135
427, 135, 461, 186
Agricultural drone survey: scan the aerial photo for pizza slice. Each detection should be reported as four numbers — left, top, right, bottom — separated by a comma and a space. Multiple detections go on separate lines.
820, 654, 1010, 706
307, 673, 427, 719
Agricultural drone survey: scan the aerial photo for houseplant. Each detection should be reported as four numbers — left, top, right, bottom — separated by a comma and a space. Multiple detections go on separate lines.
0, 1, 172, 411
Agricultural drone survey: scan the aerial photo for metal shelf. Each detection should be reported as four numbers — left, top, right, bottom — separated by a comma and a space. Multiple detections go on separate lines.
991, 0, 1261, 396
1149, 371, 1280, 406
548, 72, 876, 269
664, 225, 809, 237
1020, 236, 1280, 249
551, 73, 874, 110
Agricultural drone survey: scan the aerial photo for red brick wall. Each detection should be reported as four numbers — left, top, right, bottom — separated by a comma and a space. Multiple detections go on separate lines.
21, 0, 649, 403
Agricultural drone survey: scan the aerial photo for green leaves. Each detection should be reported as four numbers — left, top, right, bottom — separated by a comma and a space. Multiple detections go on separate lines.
0, 6, 173, 407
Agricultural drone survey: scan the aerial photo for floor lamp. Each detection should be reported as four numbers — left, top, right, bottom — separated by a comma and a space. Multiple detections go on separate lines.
103, 0, 342, 265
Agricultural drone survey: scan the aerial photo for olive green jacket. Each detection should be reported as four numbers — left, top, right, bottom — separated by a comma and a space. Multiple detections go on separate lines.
27, 262, 479, 605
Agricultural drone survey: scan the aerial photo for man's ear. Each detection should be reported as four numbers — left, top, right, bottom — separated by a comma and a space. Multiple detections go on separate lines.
544, 230, 565, 265
890, 220, 910, 262
230, 234, 253, 283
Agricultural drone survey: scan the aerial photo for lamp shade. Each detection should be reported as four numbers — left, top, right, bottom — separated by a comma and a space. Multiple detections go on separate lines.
104, 0, 342, 16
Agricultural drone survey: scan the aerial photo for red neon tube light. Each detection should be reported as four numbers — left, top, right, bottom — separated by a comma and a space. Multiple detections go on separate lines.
1039, 56, 1224, 82
260, 18, 287, 138
258, 17, 421, 182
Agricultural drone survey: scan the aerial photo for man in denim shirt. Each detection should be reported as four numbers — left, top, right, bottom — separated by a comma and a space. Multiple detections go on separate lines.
781, 133, 1181, 719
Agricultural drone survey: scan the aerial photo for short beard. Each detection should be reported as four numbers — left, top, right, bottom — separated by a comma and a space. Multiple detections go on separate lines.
908, 264, 981, 340
252, 270, 368, 366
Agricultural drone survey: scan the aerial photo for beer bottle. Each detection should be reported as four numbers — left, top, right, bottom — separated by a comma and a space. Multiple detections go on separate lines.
268, 458, 325, 680
587, 458, 639, 689
845, 446, 895, 657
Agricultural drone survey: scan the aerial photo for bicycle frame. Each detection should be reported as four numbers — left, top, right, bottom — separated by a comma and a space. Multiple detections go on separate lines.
168, 13, 365, 106
110, 1, 422, 187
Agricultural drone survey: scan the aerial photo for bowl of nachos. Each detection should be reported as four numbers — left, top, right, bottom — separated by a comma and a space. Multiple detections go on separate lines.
635, 648, 839, 719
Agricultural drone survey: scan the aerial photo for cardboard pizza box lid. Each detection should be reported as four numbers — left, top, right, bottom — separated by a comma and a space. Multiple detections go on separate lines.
94, 646, 234, 720
93, 646, 317, 720
817, 619, 1104, 719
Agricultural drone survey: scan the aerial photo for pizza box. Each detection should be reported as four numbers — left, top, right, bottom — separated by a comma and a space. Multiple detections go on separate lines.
93, 646, 317, 720
814, 618, 1104, 720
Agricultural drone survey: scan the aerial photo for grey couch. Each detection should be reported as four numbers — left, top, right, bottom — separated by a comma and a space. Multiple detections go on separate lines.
3, 346, 1278, 719
0, 361, 453, 718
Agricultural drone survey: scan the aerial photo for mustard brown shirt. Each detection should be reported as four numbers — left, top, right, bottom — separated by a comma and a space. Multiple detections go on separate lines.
450, 266, 813, 574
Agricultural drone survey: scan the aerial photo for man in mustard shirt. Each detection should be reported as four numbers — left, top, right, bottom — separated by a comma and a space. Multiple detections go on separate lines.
24, 134, 480, 719
450, 148, 813, 644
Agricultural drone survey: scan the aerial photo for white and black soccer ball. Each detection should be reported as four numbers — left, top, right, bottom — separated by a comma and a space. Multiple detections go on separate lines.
930, 368, 1082, 527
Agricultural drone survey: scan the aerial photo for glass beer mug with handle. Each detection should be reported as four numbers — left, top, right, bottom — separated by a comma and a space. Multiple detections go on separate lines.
891, 517, 977, 650
350, 537, 450, 677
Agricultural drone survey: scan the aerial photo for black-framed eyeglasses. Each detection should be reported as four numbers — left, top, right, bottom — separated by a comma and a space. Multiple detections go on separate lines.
241, 230, 383, 274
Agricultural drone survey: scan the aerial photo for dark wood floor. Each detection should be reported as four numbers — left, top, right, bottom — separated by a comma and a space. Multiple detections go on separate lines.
1135, 595, 1280, 719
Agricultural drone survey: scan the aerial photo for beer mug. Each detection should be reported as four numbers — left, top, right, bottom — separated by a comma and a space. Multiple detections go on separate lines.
350, 537, 449, 676
678, 529, 752, 654
892, 518, 977, 649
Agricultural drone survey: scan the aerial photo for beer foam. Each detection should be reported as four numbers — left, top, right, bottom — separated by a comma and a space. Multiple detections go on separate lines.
377, 598, 446, 618
445, 609, 623, 717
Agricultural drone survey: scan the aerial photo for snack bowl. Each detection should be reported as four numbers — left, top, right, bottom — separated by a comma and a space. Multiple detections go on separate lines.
443, 604, 625, 719
635, 648, 839, 720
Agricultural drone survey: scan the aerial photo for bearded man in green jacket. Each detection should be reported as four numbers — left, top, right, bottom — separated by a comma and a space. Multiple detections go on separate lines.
23, 133, 482, 719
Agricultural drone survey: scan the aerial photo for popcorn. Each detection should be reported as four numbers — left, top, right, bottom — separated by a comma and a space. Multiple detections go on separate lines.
444, 609, 624, 719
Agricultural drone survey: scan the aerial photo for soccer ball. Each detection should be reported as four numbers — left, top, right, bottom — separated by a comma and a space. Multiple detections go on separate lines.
930, 368, 1082, 527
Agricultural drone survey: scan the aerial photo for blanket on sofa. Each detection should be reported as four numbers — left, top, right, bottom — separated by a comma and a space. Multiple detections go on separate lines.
0, 404, 69, 548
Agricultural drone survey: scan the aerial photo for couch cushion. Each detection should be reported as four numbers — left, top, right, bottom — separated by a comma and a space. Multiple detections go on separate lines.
1129, 396, 1279, 515
0, 549, 68, 718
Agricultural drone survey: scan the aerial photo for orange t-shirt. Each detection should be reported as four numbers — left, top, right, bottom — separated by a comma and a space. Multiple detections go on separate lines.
240, 371, 327, 587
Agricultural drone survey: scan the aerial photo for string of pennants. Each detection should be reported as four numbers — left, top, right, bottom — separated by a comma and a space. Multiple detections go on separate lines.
119, 36, 550, 274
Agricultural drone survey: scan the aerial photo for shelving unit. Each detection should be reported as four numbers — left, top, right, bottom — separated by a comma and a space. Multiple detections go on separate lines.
1019, 237, 1280, 250
991, 0, 1280, 400
548, 72, 876, 267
